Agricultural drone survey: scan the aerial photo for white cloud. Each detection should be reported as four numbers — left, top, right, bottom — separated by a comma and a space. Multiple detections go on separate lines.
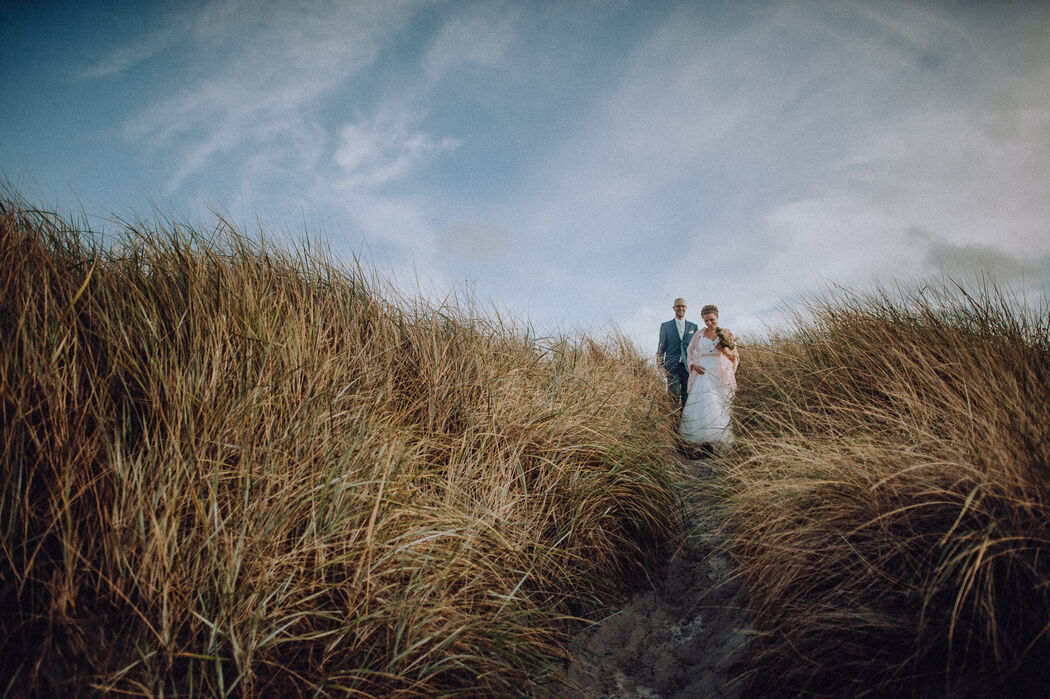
745, 62, 1050, 303
111, 0, 484, 270
123, 0, 425, 192
81, 25, 183, 78
334, 120, 460, 189
423, 4, 518, 80
77, 0, 1050, 354
333, 190, 434, 249
521, 0, 1050, 350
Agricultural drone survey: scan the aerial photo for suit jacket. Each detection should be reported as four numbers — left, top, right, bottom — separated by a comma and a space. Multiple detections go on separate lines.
657, 319, 698, 373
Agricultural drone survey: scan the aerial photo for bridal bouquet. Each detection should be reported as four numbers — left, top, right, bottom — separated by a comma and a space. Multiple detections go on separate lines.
715, 326, 735, 350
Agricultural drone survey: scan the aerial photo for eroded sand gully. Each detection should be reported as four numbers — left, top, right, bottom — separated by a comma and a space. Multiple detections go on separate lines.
561, 459, 749, 698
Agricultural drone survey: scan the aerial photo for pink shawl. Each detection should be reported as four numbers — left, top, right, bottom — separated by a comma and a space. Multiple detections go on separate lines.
686, 332, 739, 394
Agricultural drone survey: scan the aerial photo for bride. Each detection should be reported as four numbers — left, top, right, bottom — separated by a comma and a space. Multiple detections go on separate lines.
680, 304, 739, 447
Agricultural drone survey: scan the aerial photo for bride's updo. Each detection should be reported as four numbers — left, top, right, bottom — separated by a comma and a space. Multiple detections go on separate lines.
700, 304, 719, 317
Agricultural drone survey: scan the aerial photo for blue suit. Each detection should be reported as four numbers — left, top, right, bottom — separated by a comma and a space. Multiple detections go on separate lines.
657, 318, 698, 408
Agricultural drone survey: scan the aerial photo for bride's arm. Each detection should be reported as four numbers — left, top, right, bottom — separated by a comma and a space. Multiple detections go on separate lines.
686, 332, 705, 374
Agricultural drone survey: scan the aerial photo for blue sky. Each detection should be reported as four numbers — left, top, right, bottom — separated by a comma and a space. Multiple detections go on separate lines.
3, 0, 1049, 349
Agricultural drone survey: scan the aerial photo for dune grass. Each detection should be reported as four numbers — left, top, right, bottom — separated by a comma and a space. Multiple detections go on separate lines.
714, 283, 1050, 697
0, 194, 684, 697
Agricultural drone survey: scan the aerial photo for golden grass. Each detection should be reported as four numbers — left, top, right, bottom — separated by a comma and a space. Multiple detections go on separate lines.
0, 192, 684, 697
714, 284, 1050, 697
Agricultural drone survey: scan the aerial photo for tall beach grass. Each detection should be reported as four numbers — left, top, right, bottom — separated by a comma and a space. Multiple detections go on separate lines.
715, 283, 1050, 697
0, 193, 684, 696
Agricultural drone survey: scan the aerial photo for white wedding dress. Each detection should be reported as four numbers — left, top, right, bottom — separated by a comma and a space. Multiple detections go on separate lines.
679, 334, 737, 445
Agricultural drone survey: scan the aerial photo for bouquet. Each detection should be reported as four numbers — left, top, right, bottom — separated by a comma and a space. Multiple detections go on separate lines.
715, 326, 735, 350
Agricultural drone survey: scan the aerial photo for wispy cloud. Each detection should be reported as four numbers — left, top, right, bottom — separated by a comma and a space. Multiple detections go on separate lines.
422, 3, 518, 81
507, 1, 1050, 341
81, 24, 184, 79
334, 119, 459, 190
55, 0, 1050, 350
122, 0, 425, 193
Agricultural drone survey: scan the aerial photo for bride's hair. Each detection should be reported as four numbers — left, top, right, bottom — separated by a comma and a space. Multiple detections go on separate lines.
700, 304, 719, 316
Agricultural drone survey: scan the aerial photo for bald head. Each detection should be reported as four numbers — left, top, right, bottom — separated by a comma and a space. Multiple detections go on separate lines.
673, 298, 687, 319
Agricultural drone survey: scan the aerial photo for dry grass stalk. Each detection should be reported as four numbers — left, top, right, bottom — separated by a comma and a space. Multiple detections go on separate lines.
714, 285, 1050, 697
0, 192, 684, 697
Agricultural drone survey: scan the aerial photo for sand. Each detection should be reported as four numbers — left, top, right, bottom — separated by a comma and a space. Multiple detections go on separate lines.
560, 459, 748, 698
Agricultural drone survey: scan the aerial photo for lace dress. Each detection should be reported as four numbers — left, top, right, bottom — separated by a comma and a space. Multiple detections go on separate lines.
679, 334, 737, 445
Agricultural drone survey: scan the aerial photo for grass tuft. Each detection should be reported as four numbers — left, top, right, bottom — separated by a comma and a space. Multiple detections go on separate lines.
0, 191, 683, 697
714, 284, 1050, 697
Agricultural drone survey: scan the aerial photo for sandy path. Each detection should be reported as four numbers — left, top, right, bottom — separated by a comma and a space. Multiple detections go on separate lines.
560, 459, 748, 698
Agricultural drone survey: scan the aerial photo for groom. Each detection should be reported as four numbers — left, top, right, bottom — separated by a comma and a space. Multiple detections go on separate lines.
657, 298, 697, 410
